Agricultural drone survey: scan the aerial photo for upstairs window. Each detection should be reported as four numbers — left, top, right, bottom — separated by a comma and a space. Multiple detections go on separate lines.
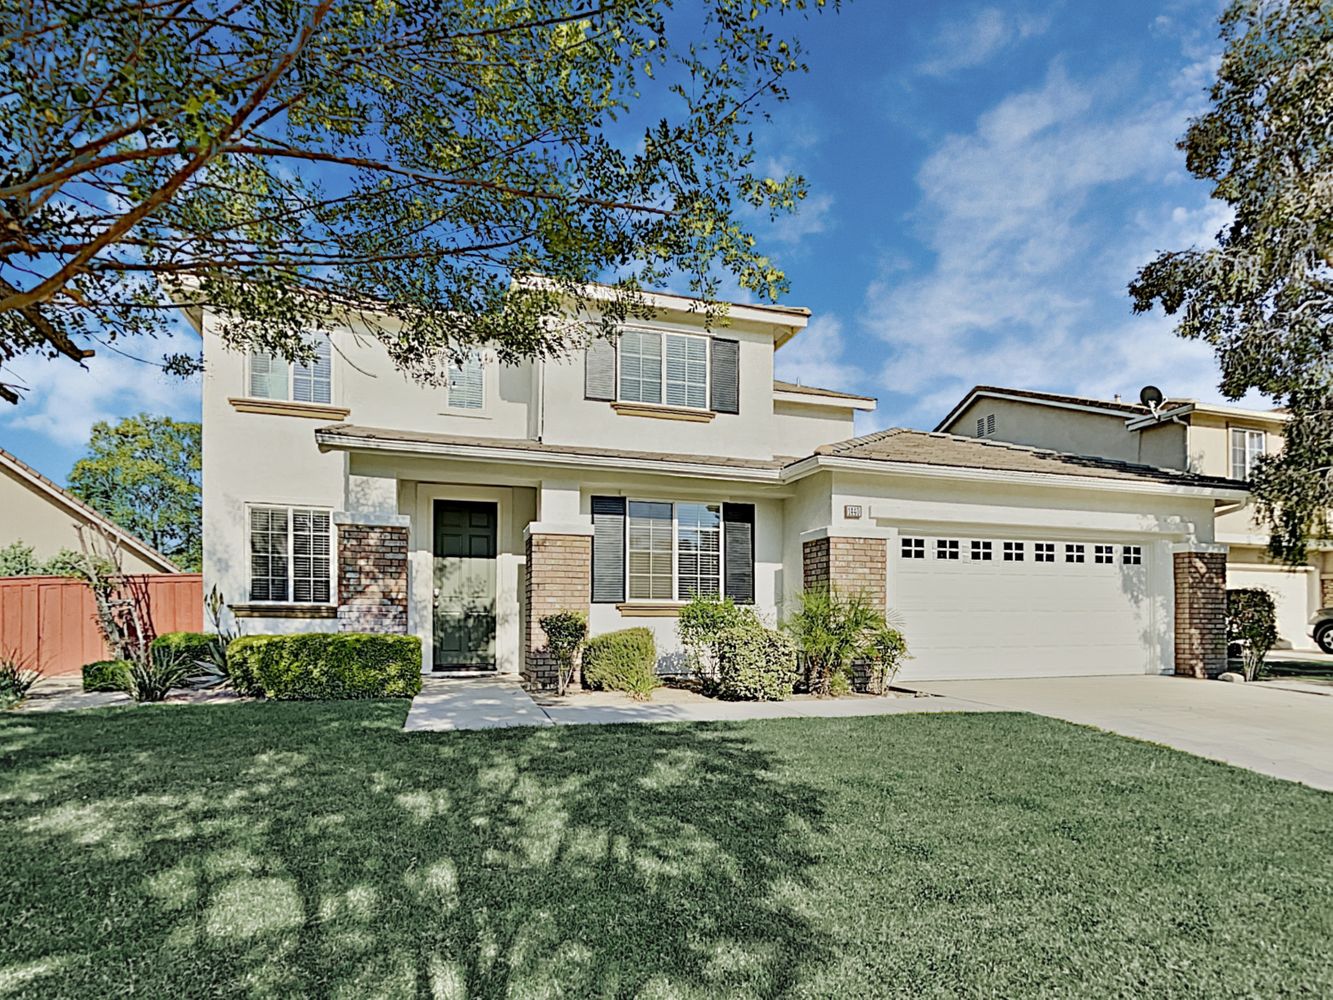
248, 339, 332, 404
618, 330, 709, 409
1230, 428, 1265, 480
444, 351, 484, 410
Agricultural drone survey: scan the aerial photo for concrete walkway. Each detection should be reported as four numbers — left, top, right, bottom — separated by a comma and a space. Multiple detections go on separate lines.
402, 675, 1000, 732
909, 675, 1333, 792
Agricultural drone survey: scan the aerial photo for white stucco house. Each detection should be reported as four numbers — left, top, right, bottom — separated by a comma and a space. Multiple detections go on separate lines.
192, 287, 1246, 687
936, 386, 1323, 650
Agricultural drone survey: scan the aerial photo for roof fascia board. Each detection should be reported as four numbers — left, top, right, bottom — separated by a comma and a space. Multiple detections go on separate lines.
773, 389, 877, 411
789, 454, 1249, 501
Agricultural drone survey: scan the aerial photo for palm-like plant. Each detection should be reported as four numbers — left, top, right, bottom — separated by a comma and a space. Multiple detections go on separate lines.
784, 588, 904, 696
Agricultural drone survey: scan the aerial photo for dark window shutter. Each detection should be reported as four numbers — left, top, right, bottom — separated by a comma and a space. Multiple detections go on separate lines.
722, 503, 755, 604
591, 496, 626, 603
710, 338, 740, 413
585, 336, 617, 401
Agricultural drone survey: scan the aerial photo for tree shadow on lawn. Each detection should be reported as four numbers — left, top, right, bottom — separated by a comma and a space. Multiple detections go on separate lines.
0, 702, 831, 998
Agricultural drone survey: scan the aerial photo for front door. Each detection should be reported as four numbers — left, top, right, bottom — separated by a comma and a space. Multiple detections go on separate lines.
432, 500, 497, 670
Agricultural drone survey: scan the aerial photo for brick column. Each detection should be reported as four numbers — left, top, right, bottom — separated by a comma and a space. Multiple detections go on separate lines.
801, 534, 888, 691
1321, 576, 1333, 610
523, 531, 591, 690
336, 523, 409, 633
1173, 546, 1227, 678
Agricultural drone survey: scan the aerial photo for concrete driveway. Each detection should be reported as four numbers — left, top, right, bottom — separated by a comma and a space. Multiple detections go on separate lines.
910, 675, 1333, 792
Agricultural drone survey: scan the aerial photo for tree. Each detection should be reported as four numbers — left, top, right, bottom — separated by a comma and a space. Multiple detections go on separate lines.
0, 0, 832, 403
1129, 0, 1333, 564
68, 415, 202, 570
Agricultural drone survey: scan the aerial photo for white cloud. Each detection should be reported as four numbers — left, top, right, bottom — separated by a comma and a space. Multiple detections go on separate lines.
860, 51, 1248, 429
774, 314, 860, 390
917, 5, 1054, 77
0, 333, 201, 448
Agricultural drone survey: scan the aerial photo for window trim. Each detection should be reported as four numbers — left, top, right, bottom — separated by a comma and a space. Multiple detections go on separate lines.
244, 337, 334, 406
616, 327, 712, 412
1229, 426, 1265, 480
244, 502, 336, 606
623, 497, 724, 604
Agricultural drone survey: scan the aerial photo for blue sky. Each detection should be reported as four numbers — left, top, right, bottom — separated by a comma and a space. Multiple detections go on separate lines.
1, 0, 1240, 481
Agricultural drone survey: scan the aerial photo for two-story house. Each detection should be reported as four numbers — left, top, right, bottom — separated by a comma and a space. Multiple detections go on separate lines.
191, 287, 1246, 686
936, 386, 1322, 649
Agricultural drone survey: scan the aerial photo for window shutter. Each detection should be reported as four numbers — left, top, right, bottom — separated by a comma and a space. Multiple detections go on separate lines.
591, 495, 626, 603
710, 338, 740, 413
722, 502, 755, 604
585, 336, 617, 401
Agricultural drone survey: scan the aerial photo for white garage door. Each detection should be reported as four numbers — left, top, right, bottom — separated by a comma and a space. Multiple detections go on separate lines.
892, 534, 1160, 681
1226, 566, 1316, 650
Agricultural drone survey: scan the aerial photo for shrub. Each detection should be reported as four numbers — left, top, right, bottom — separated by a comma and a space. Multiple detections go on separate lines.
784, 587, 906, 696
539, 611, 588, 696
711, 621, 799, 701
1227, 588, 1278, 682
582, 628, 660, 699
866, 625, 911, 695
677, 594, 757, 682
126, 653, 195, 703
82, 659, 131, 692
227, 633, 423, 700
0, 651, 41, 709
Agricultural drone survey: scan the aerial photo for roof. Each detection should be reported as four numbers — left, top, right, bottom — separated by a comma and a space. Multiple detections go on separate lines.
934, 385, 1158, 431
316, 425, 787, 473
0, 448, 181, 572
813, 428, 1248, 491
317, 423, 1247, 495
772, 380, 877, 405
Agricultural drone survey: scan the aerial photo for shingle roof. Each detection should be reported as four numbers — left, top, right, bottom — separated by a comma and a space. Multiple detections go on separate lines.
812, 428, 1247, 491
772, 380, 877, 403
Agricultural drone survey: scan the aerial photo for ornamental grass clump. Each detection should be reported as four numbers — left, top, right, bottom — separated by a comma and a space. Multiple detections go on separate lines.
0, 651, 40, 709
539, 611, 588, 696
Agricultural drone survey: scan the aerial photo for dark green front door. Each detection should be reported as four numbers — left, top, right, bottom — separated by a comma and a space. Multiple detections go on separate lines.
432, 500, 497, 669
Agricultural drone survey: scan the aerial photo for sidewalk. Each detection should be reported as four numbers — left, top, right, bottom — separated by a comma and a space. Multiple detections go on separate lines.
402, 674, 1000, 732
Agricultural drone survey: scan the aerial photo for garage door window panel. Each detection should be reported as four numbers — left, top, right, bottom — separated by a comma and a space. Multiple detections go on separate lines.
902, 537, 925, 559
1003, 542, 1024, 562
1035, 543, 1055, 563
936, 539, 960, 560
1065, 544, 1085, 564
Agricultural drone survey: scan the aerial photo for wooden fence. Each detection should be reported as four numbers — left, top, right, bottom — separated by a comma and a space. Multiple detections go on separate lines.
0, 574, 203, 676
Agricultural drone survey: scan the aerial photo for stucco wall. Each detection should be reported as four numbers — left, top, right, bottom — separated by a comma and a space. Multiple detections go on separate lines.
0, 464, 166, 574
942, 398, 1143, 463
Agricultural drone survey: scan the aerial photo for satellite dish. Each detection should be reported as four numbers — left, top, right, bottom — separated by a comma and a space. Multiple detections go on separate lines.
1139, 385, 1165, 409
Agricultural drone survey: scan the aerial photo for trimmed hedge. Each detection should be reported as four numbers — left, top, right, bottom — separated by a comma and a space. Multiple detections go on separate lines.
582, 627, 660, 699
150, 632, 223, 673
227, 633, 423, 700
712, 623, 800, 701
82, 659, 131, 692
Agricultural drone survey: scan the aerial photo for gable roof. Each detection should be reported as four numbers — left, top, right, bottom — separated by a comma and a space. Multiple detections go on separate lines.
933, 385, 1157, 432
0, 448, 181, 573
811, 428, 1247, 492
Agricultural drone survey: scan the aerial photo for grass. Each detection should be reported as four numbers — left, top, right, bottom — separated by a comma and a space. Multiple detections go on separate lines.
1, 704, 1330, 998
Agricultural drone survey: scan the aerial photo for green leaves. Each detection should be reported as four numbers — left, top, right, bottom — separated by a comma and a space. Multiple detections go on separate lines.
1, 0, 829, 393
1129, 0, 1333, 563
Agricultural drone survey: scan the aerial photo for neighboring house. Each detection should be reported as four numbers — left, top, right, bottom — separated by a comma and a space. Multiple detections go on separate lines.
192, 287, 1245, 685
936, 386, 1321, 649
0, 447, 180, 575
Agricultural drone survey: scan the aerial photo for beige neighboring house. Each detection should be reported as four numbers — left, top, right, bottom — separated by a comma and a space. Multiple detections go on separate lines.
0, 448, 180, 575
191, 286, 1245, 686
936, 386, 1324, 650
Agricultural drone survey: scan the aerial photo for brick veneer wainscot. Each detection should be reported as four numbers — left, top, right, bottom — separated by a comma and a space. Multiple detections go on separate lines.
336, 523, 409, 633
523, 532, 591, 690
802, 536, 888, 691
1173, 549, 1226, 678
1322, 575, 1333, 610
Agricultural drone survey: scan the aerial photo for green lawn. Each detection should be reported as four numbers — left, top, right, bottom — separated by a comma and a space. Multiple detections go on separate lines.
2, 705, 1330, 998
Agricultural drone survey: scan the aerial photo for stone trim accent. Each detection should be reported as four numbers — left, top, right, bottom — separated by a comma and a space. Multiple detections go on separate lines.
801, 536, 888, 691
523, 532, 591, 690
336, 523, 409, 634
227, 397, 350, 420
1173, 549, 1226, 678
